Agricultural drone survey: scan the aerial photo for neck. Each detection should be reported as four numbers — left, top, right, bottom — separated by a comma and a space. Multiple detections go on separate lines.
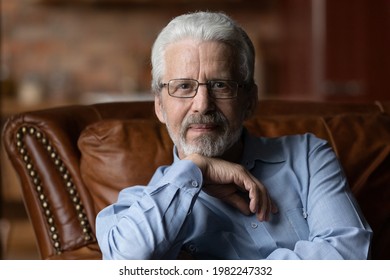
218, 136, 244, 163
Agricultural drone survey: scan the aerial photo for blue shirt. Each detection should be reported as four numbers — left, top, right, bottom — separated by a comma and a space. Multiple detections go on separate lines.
96, 132, 372, 259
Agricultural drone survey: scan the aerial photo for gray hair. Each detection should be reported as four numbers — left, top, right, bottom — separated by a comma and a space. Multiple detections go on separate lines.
151, 11, 255, 94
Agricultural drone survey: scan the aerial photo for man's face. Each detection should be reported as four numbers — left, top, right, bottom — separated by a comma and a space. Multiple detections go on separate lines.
155, 39, 256, 159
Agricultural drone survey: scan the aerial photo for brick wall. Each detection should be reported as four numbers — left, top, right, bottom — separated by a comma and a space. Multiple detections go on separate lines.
1, 0, 281, 102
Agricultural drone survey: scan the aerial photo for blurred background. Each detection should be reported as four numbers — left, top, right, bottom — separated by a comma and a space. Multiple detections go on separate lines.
1, 0, 390, 259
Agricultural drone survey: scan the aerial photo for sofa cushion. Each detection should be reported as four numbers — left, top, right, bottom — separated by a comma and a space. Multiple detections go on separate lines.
78, 119, 173, 214
78, 112, 390, 258
244, 113, 390, 194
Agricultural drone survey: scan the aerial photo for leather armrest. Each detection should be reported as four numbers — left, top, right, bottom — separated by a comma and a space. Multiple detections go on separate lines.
2, 102, 156, 259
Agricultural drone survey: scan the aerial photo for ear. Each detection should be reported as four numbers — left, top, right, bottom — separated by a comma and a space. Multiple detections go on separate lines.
154, 94, 166, 124
244, 83, 258, 120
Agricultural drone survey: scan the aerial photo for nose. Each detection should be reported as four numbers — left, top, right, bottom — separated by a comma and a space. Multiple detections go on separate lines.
191, 83, 215, 114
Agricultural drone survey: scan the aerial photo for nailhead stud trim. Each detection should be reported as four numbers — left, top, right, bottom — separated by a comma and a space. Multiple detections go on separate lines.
15, 126, 93, 254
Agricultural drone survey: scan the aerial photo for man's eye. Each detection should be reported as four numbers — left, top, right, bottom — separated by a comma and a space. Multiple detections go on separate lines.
212, 81, 228, 89
178, 83, 191, 90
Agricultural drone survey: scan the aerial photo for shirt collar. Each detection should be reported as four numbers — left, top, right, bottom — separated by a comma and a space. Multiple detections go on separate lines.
240, 129, 286, 170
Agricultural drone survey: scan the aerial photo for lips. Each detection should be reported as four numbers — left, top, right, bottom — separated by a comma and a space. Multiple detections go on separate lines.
186, 123, 220, 139
188, 123, 218, 130
182, 113, 226, 137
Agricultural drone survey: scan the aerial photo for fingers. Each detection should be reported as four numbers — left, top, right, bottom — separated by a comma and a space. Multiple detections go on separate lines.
206, 179, 277, 222
187, 154, 278, 222
256, 187, 271, 221
203, 184, 251, 215
215, 163, 277, 222
244, 172, 278, 222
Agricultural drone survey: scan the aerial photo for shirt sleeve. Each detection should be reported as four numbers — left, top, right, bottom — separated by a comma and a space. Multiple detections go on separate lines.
95, 159, 203, 260
266, 134, 372, 259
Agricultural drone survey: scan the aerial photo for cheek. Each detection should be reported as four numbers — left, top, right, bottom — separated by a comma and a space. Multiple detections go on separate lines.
163, 101, 188, 132
221, 104, 247, 129
166, 114, 181, 132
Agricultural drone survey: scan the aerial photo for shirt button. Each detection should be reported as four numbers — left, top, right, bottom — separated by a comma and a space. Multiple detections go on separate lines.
191, 180, 199, 188
251, 222, 258, 229
188, 244, 197, 253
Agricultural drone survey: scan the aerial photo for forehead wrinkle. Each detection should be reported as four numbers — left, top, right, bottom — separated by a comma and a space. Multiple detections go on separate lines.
165, 39, 236, 81
164, 39, 200, 80
198, 41, 236, 81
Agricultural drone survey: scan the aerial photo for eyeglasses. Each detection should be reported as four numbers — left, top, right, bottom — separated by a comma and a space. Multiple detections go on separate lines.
160, 79, 244, 99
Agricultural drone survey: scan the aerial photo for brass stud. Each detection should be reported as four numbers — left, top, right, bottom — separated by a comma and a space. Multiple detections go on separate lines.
14, 127, 65, 253
23, 155, 29, 162
58, 165, 65, 173
17, 127, 93, 250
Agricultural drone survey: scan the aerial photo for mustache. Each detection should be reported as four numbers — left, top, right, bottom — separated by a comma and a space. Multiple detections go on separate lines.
182, 112, 227, 130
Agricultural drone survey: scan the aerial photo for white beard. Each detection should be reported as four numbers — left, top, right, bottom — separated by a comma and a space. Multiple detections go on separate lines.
165, 111, 242, 158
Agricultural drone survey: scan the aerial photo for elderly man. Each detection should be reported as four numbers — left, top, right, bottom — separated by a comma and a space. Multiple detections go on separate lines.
96, 11, 372, 260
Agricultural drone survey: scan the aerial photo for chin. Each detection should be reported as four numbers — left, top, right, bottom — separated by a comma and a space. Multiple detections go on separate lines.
181, 136, 228, 158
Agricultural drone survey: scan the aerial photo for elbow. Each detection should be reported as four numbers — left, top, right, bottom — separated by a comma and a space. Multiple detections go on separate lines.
97, 226, 154, 260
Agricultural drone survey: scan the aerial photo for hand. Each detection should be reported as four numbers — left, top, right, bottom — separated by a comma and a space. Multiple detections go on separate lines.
185, 154, 278, 221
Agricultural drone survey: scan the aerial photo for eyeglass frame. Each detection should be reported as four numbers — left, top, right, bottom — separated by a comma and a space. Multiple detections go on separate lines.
159, 78, 246, 99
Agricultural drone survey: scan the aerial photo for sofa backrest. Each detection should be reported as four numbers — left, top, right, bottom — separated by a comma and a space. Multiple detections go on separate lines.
3, 100, 390, 259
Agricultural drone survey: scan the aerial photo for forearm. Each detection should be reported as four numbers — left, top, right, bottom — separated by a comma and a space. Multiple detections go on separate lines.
95, 160, 203, 259
267, 137, 372, 260
265, 135, 372, 259
266, 227, 372, 260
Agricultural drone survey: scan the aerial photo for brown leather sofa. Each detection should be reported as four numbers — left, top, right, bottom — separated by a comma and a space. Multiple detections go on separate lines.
2, 99, 390, 260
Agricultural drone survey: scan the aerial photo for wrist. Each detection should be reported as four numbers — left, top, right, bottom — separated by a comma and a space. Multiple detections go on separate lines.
184, 154, 207, 172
